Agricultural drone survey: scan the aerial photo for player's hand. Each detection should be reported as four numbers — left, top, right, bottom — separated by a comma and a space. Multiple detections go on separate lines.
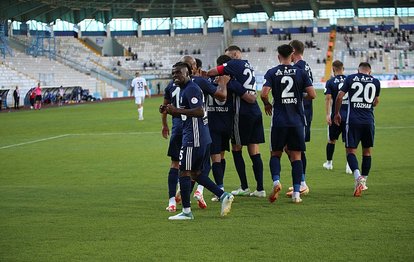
217, 75, 230, 86
200, 70, 208, 78
162, 126, 169, 139
159, 104, 167, 113
264, 104, 272, 116
166, 104, 180, 117
334, 113, 341, 126
326, 114, 332, 126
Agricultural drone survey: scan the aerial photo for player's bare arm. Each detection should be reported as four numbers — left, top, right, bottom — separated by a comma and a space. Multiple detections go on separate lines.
165, 104, 204, 118
160, 98, 170, 139
334, 91, 345, 125
260, 85, 272, 116
207, 67, 220, 77
214, 75, 230, 101
325, 94, 332, 126
304, 86, 316, 100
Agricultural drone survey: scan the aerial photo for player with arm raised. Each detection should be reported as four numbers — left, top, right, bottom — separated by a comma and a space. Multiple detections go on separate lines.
322, 60, 352, 173
334, 62, 380, 197
207, 46, 266, 198
164, 62, 234, 220
261, 44, 316, 203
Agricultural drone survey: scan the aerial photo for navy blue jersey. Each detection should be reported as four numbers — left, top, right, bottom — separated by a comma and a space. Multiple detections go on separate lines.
294, 60, 313, 122
164, 81, 183, 134
341, 73, 381, 125
264, 64, 312, 127
218, 59, 256, 94
217, 59, 261, 115
324, 75, 348, 120
192, 76, 217, 98
206, 80, 234, 133
180, 81, 212, 147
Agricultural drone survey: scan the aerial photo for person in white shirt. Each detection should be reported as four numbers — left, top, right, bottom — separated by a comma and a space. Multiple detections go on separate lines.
131, 71, 150, 120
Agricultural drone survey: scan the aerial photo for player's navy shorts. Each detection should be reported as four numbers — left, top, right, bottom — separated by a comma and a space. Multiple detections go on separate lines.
232, 113, 265, 146
328, 121, 346, 142
210, 130, 230, 155
167, 132, 182, 161
270, 126, 306, 152
179, 144, 210, 172
346, 123, 375, 148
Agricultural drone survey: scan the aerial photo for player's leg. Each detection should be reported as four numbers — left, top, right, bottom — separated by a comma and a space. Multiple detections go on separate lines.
166, 160, 179, 212
360, 124, 374, 190
323, 124, 339, 170
193, 157, 209, 209
135, 96, 143, 120
231, 115, 250, 195
169, 147, 193, 220
231, 144, 250, 195
268, 126, 286, 203
290, 150, 303, 203
346, 124, 365, 197
248, 143, 265, 197
191, 145, 234, 216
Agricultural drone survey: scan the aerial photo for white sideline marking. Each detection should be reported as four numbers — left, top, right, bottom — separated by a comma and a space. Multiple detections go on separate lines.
2, 127, 412, 150
0, 134, 70, 150
0, 132, 159, 150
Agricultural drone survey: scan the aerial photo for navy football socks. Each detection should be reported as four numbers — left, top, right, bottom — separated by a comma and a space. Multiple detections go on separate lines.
362, 155, 372, 177
195, 174, 223, 198
232, 150, 249, 190
250, 154, 264, 191
179, 176, 192, 208
326, 143, 335, 161
291, 160, 303, 192
221, 158, 226, 175
270, 155, 281, 182
212, 162, 224, 188
347, 153, 359, 172
301, 151, 307, 175
168, 168, 179, 198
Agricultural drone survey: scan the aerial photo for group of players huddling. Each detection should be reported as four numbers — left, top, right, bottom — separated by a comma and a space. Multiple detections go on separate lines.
159, 40, 380, 220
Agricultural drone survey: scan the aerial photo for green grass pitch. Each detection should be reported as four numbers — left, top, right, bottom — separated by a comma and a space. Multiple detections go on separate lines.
1, 88, 413, 261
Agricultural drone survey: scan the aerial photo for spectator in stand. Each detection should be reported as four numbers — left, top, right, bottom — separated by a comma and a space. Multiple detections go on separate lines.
13, 86, 20, 109
34, 83, 42, 110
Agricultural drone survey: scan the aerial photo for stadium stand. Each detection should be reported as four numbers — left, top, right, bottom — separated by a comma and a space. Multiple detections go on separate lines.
4, 51, 117, 98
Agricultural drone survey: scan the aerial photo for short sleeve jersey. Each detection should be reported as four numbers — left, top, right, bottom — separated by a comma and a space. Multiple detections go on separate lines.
180, 81, 212, 147
293, 60, 313, 122
263, 64, 312, 127
324, 75, 348, 120
164, 81, 183, 135
341, 73, 381, 125
217, 59, 261, 115
192, 76, 218, 99
131, 76, 147, 97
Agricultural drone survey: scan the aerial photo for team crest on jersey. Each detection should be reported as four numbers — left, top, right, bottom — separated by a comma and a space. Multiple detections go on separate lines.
353, 76, 360, 81
334, 78, 340, 83
191, 97, 198, 104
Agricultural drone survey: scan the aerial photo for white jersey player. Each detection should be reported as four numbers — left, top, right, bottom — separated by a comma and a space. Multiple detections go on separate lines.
131, 72, 150, 120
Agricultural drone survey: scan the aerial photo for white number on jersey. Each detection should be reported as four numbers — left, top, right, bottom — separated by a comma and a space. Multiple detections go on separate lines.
171, 87, 180, 108
207, 95, 226, 106
281, 76, 294, 98
243, 68, 256, 91
350, 82, 376, 103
